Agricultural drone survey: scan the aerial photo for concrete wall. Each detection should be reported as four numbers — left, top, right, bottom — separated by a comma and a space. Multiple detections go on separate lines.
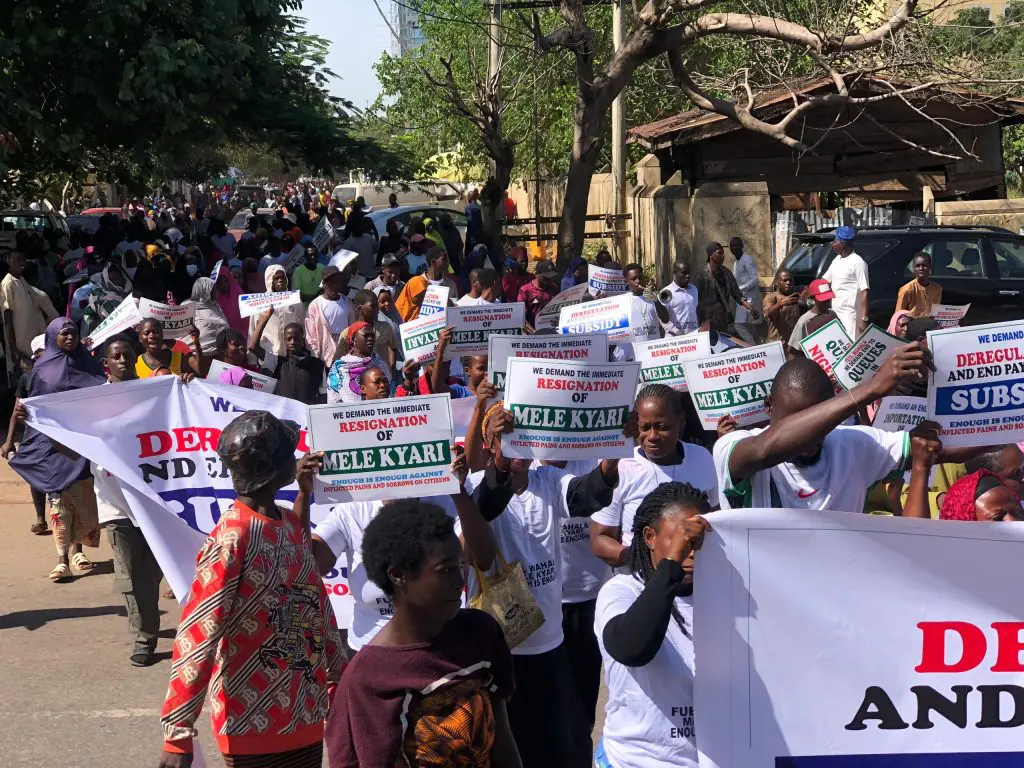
630, 182, 692, 286
935, 198, 1024, 233
507, 173, 617, 244
690, 181, 773, 282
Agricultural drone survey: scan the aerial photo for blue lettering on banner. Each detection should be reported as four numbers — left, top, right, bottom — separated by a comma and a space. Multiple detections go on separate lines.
778, 754, 1024, 766
158, 487, 299, 532
934, 378, 1024, 416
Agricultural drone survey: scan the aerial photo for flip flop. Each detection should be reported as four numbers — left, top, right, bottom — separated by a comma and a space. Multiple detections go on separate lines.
30, 522, 50, 536
71, 552, 95, 572
49, 563, 71, 582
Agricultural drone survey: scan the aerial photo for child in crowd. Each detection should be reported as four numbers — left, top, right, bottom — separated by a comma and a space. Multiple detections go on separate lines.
761, 268, 802, 344
896, 252, 942, 317
215, 327, 261, 374
396, 329, 487, 398
136, 317, 202, 379
248, 320, 325, 404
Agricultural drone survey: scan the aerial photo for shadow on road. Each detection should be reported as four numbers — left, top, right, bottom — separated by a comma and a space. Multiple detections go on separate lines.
0, 604, 127, 631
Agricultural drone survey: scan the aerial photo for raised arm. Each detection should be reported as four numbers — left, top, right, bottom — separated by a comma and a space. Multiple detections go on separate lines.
247, 307, 275, 361
450, 449, 495, 570
464, 379, 496, 473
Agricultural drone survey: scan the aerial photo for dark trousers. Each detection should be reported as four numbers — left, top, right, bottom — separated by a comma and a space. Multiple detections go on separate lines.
562, 599, 602, 733
508, 644, 591, 768
106, 520, 161, 653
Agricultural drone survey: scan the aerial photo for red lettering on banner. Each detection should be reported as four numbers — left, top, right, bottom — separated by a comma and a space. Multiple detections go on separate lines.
915, 621, 987, 673
138, 424, 309, 458
138, 431, 172, 458
990, 623, 1024, 672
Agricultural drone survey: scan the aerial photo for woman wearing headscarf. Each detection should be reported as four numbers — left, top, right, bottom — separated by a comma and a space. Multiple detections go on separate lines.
215, 266, 248, 341
168, 247, 201, 304
9, 318, 106, 581
130, 254, 170, 304
190, 277, 230, 365
248, 264, 306, 357
80, 260, 134, 336
938, 470, 1022, 522
326, 322, 389, 404
887, 310, 913, 339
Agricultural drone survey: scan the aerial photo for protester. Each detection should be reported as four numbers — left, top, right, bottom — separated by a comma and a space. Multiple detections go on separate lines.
291, 245, 325, 305
207, 216, 235, 258
2, 250, 60, 371
612, 263, 668, 362
374, 287, 403, 362
344, 289, 397, 374
457, 267, 499, 306
787, 279, 835, 353
562, 256, 588, 293
376, 219, 405, 266
1, 333, 48, 534
187, 277, 231, 366
661, 261, 699, 336
761, 268, 801, 343
215, 266, 247, 341
518, 258, 559, 326
698, 302, 742, 353
896, 252, 942, 318
964, 444, 1024, 496
940, 469, 1022, 522
215, 327, 261, 376
822, 226, 869, 337
159, 413, 343, 768
365, 253, 405, 300
248, 265, 306, 357
305, 265, 355, 364
437, 213, 464, 273
888, 310, 913, 340
326, 321, 389, 404
135, 318, 201, 380
395, 247, 458, 322
257, 235, 287, 274
696, 242, 755, 334
256, 322, 323, 404
502, 246, 532, 305
729, 237, 763, 344
341, 218, 378, 280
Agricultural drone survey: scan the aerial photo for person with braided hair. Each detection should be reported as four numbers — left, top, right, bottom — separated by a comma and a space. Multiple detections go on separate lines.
594, 481, 711, 768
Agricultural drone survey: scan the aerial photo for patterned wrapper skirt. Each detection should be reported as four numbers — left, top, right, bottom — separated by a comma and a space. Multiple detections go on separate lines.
222, 743, 323, 768
49, 478, 100, 557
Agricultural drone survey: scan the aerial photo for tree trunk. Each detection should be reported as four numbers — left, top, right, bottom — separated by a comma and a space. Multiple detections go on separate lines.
556, 107, 604, 270
481, 132, 515, 272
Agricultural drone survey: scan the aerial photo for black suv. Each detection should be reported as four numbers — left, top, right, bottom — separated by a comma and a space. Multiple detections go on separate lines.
780, 225, 1024, 327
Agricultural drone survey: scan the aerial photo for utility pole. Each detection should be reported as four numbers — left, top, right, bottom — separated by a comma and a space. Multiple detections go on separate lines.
610, 0, 627, 263
487, 1, 503, 179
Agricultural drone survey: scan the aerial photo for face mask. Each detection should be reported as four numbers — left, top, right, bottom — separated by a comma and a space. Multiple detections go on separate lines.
125, 266, 138, 279
186, 264, 198, 276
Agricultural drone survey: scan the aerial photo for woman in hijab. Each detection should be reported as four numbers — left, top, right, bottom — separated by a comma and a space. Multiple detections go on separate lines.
168, 247, 201, 304
190, 277, 230, 367
131, 254, 170, 304
9, 319, 106, 581
887, 310, 913, 339
248, 264, 307, 357
215, 265, 248, 341
80, 260, 133, 336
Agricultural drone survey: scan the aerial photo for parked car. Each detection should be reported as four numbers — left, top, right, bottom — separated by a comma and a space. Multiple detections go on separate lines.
228, 208, 276, 241
780, 224, 1024, 328
367, 203, 468, 239
0, 210, 70, 254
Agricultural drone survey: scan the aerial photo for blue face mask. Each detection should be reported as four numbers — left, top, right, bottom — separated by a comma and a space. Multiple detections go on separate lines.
186, 264, 198, 276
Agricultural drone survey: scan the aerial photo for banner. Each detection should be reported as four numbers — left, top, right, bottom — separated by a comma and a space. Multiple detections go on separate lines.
558, 293, 646, 343
138, 298, 195, 340
23, 377, 353, 630
307, 394, 457, 502
206, 358, 277, 393
633, 332, 711, 392
930, 303, 971, 328
588, 264, 627, 296
695, 508, 1024, 768
84, 294, 142, 350
237, 290, 302, 319
536, 283, 588, 330
419, 284, 449, 317
927, 319, 1024, 447
872, 396, 928, 432
683, 342, 785, 429
312, 217, 334, 252
833, 325, 903, 391
444, 303, 525, 360
487, 333, 608, 390
799, 318, 852, 392
400, 311, 447, 364
502, 358, 640, 460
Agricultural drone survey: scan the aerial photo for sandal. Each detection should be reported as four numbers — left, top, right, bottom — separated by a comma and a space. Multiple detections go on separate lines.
49, 563, 71, 582
71, 552, 95, 572
30, 522, 50, 536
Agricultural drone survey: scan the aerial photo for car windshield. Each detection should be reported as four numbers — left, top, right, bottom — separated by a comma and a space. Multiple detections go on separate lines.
783, 237, 897, 277
1, 215, 53, 232
229, 212, 250, 229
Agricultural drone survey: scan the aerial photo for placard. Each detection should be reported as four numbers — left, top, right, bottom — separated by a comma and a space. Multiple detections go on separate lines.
138, 298, 196, 340
799, 318, 852, 392
312, 216, 334, 252
444, 303, 525, 360
236, 290, 302, 319
210, 259, 223, 280
84, 294, 143, 350
419, 284, 449, 317
926, 319, 1024, 447
682, 341, 785, 429
502, 358, 640, 460
536, 282, 588, 330
206, 358, 277, 393
587, 264, 627, 296
307, 394, 457, 502
399, 311, 447, 365
872, 396, 928, 432
929, 303, 970, 328
833, 324, 904, 391
329, 248, 359, 273
281, 244, 305, 273
558, 293, 645, 343
633, 332, 711, 392
487, 333, 608, 390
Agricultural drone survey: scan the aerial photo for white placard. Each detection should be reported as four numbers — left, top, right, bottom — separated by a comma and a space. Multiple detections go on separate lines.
236, 290, 302, 319
926, 319, 1024, 447
536, 282, 588, 330
587, 264, 627, 296
419, 284, 450, 317
209, 259, 223, 280
307, 394, 457, 502
930, 303, 971, 328
502, 358, 640, 460
451, 396, 478, 446
399, 311, 447, 365
84, 294, 143, 350
329, 248, 359, 273
799, 318, 852, 393
558, 293, 645, 343
872, 395, 928, 432
833, 324, 904, 391
682, 342, 785, 429
445, 302, 525, 360
138, 298, 196, 340
205, 358, 277, 393
633, 332, 711, 392
487, 333, 608, 391
312, 217, 334, 252
281, 244, 305, 273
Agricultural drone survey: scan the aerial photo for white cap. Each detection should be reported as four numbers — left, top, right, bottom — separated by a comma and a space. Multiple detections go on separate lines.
30, 334, 45, 355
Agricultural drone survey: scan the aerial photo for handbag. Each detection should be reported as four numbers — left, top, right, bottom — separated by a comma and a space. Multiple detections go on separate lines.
469, 551, 545, 649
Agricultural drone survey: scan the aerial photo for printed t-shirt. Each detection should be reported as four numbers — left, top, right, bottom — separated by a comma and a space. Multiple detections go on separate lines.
595, 574, 697, 768
821, 252, 869, 338
549, 459, 611, 604
590, 444, 718, 547
713, 425, 909, 511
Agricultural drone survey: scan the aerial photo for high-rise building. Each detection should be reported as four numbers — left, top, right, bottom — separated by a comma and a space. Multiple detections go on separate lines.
392, 1, 426, 55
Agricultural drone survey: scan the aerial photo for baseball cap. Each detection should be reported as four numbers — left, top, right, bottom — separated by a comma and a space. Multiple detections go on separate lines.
535, 259, 558, 278
834, 225, 856, 242
30, 334, 45, 355
808, 279, 836, 301
217, 411, 300, 495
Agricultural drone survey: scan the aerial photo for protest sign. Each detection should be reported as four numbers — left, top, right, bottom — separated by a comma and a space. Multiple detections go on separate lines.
84, 294, 143, 350
633, 332, 711, 392
833, 324, 903, 391
236, 290, 302, 319
281, 244, 306, 273
210, 259, 223, 280
927, 319, 1024, 447
558, 293, 646, 343
23, 377, 353, 629
587, 264, 628, 296
312, 216, 334, 252
138, 298, 196, 340
400, 311, 447, 364
695, 508, 1024, 768
308, 394, 457, 502
930, 303, 971, 328
329, 248, 359, 273
536, 283, 588, 330
444, 303, 525, 360
419, 284, 450, 317
872, 395, 928, 432
799, 318, 852, 392
487, 333, 608, 390
502, 358, 640, 460
206, 358, 277, 394
451, 396, 477, 445
682, 342, 785, 429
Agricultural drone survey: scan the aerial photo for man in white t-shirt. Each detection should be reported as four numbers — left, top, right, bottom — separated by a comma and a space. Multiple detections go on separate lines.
613, 263, 667, 362
821, 226, 869, 338
661, 260, 699, 336
456, 267, 499, 306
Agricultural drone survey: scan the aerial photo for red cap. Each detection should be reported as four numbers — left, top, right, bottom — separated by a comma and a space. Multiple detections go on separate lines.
808, 279, 835, 301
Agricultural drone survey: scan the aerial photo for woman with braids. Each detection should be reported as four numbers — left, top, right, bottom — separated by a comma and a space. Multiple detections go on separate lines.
590, 384, 718, 570
594, 481, 711, 768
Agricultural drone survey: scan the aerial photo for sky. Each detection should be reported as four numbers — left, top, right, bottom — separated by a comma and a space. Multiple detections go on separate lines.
301, 0, 391, 112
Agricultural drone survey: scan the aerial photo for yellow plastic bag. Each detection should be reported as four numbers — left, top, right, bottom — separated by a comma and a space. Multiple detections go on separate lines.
469, 551, 545, 649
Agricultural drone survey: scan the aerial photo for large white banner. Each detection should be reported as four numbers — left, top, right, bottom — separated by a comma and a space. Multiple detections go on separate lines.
696, 508, 1024, 768
23, 378, 353, 628
683, 342, 785, 429
487, 333, 608, 391
634, 332, 711, 393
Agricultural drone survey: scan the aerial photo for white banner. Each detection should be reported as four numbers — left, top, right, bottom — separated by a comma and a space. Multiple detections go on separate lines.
307, 394, 457, 502
22, 377, 353, 629
696, 508, 1024, 768
634, 332, 711, 392
312, 217, 334, 252
558, 293, 644, 343
833, 325, 904, 391
536, 283, 588, 330
487, 333, 608, 391
588, 264, 628, 296
930, 303, 971, 328
927, 319, 1024, 447
419, 284, 450, 317
683, 342, 785, 429
138, 298, 195, 340
872, 395, 928, 432
799, 318, 852, 393
206, 358, 277, 393
445, 303, 525, 360
502, 358, 640, 460
85, 294, 142, 350
400, 311, 447, 364
237, 290, 302, 319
